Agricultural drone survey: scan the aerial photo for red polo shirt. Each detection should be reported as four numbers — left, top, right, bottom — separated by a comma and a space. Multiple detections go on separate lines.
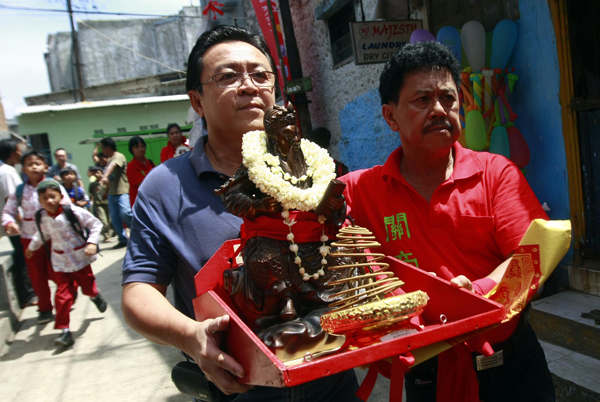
341, 142, 548, 344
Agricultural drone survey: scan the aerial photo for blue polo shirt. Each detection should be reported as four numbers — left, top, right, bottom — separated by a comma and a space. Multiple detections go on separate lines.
122, 136, 242, 319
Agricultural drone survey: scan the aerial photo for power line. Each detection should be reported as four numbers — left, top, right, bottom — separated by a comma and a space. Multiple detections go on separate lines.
0, 3, 203, 18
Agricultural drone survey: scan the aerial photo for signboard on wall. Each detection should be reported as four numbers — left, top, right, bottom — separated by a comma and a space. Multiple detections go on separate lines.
350, 20, 423, 65
284, 76, 312, 95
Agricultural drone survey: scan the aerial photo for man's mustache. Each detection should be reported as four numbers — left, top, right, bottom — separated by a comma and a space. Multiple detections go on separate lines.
423, 119, 453, 132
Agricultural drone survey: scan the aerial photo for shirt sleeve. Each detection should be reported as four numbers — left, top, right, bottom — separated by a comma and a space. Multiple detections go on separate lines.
28, 228, 44, 251
491, 160, 549, 257
122, 190, 177, 286
2, 192, 18, 227
74, 206, 102, 244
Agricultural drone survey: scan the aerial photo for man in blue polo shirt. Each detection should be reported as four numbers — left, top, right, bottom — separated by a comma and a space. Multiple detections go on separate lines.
121, 25, 360, 401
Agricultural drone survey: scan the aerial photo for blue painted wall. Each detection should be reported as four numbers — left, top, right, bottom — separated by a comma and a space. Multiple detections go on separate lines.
338, 89, 400, 171
337, 0, 572, 290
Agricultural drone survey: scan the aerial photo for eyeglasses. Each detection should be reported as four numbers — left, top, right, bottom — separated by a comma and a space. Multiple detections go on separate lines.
198, 71, 276, 89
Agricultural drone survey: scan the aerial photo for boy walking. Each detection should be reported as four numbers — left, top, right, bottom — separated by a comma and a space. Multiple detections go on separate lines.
25, 180, 107, 347
2, 150, 71, 324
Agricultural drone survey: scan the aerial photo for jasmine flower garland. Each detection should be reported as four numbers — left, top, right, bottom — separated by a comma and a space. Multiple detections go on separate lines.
241, 130, 336, 212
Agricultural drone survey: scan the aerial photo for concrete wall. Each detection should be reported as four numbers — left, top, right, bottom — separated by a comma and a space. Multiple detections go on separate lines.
17, 99, 191, 188
46, 7, 204, 91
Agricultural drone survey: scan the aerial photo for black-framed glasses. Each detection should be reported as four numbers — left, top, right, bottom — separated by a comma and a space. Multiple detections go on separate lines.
198, 71, 276, 89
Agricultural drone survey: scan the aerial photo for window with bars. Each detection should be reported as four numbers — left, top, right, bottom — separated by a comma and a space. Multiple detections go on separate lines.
326, 1, 356, 68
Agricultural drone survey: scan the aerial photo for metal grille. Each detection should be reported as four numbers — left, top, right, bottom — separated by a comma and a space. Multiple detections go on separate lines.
327, 1, 355, 68
568, 0, 600, 257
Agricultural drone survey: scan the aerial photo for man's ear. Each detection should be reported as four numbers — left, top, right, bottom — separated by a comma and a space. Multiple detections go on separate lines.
382, 103, 400, 132
188, 90, 204, 118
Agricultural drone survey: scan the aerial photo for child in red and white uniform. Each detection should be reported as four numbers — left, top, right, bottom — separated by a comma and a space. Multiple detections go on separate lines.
2, 150, 71, 325
25, 179, 106, 347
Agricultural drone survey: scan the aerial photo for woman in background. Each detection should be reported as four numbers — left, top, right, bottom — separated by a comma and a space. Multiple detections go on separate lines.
126, 136, 155, 207
160, 123, 189, 162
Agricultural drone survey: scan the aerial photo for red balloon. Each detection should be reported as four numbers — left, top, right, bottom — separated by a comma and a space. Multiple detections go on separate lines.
507, 126, 530, 168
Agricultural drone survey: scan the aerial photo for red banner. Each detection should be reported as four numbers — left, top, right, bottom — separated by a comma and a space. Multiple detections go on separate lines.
250, 0, 291, 100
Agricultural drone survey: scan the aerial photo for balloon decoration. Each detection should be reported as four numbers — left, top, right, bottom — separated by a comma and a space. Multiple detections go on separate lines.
410, 29, 436, 44
431, 19, 531, 168
491, 19, 518, 70
436, 26, 461, 64
461, 21, 486, 72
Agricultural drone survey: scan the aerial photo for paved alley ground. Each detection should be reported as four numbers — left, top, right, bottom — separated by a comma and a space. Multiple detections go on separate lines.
0, 239, 392, 402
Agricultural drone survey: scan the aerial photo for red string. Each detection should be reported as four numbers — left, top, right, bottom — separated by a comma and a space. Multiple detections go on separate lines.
203, 1, 224, 20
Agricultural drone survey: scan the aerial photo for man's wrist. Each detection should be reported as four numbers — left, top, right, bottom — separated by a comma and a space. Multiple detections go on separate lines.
472, 278, 498, 296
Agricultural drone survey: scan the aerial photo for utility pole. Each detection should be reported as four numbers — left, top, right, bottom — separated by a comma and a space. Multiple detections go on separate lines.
67, 0, 86, 102
277, 0, 312, 137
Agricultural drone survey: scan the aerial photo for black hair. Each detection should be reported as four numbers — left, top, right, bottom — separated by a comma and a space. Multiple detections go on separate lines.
99, 137, 117, 151
166, 123, 181, 135
379, 41, 461, 106
128, 136, 147, 155
186, 25, 276, 94
0, 139, 21, 162
36, 182, 61, 195
54, 147, 65, 155
88, 166, 103, 173
20, 149, 47, 165
306, 127, 332, 149
59, 167, 76, 177
97, 151, 106, 158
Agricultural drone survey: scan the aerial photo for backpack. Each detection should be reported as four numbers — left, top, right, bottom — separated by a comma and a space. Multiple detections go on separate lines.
16, 183, 24, 207
34, 204, 98, 259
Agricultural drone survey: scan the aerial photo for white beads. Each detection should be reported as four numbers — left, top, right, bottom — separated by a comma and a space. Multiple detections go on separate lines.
303, 274, 310, 281
289, 244, 299, 253
287, 233, 295, 241
320, 234, 329, 242
312, 273, 319, 280
317, 269, 325, 276
281, 210, 290, 219
321, 258, 328, 265
294, 257, 302, 265
299, 268, 305, 275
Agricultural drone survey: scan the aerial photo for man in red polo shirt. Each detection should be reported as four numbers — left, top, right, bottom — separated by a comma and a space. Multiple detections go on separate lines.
341, 42, 554, 402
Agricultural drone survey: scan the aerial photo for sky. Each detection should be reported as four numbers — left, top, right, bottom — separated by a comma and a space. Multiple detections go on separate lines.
0, 0, 199, 119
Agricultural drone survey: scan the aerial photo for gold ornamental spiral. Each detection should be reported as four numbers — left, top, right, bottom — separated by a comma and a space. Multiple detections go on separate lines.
327, 226, 405, 312
321, 225, 429, 336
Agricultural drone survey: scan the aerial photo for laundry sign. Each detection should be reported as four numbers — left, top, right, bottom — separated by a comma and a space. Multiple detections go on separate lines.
350, 20, 423, 65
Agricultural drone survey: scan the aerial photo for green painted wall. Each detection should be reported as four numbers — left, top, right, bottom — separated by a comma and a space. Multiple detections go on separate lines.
17, 99, 190, 189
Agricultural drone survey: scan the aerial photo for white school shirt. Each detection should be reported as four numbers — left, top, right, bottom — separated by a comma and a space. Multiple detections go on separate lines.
28, 205, 102, 273
1, 180, 71, 239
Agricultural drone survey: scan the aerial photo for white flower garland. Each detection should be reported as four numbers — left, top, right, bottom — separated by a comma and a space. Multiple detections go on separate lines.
241, 130, 336, 212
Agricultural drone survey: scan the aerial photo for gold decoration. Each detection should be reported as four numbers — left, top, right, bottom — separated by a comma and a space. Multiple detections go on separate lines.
320, 290, 429, 334
320, 225, 429, 336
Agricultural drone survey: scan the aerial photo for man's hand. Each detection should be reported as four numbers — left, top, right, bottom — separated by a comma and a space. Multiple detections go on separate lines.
100, 176, 108, 185
183, 315, 252, 395
76, 200, 89, 207
24, 248, 33, 259
450, 275, 473, 291
84, 243, 98, 255
5, 222, 20, 235
53, 175, 61, 182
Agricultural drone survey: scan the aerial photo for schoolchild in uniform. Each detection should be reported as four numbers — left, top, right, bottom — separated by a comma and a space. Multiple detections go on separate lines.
2, 150, 70, 324
25, 179, 107, 347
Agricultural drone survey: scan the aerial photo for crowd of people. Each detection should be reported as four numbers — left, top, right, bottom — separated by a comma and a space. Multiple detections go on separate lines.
1, 23, 554, 402
0, 128, 189, 347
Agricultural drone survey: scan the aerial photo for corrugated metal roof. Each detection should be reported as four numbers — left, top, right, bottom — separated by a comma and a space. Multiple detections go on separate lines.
18, 94, 190, 116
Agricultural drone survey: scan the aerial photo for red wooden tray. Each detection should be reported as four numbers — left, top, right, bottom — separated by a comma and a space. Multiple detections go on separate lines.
193, 239, 506, 387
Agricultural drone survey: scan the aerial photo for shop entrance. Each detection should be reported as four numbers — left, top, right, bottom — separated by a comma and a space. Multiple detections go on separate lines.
566, 0, 600, 261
